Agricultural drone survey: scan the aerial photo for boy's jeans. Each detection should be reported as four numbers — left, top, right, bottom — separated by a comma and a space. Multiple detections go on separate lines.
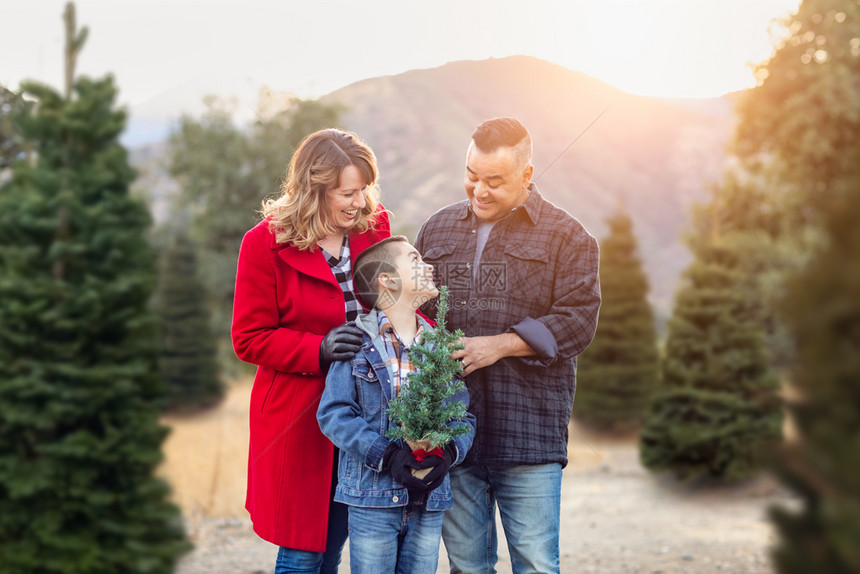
348, 501, 444, 574
442, 463, 562, 574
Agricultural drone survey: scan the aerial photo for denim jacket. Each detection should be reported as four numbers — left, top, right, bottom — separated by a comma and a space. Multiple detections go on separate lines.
317, 308, 476, 511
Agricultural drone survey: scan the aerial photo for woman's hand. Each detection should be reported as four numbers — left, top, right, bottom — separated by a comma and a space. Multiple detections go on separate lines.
319, 322, 364, 369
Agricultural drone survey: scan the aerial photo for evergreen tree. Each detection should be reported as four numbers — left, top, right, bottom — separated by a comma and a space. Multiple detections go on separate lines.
769, 161, 860, 573
639, 232, 782, 481
705, 0, 860, 369
165, 98, 260, 350
746, 1, 860, 570
575, 208, 659, 430
153, 230, 223, 411
690, 175, 808, 368
1, 84, 32, 171
0, 4, 188, 572
735, 0, 859, 199
387, 287, 471, 449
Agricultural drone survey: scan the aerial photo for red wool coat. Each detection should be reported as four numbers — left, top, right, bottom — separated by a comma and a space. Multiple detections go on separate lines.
231, 207, 390, 551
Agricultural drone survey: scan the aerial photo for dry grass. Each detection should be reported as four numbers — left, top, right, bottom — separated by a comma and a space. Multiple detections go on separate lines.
159, 379, 253, 520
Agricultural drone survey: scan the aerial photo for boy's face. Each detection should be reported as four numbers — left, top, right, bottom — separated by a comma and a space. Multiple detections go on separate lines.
383, 242, 438, 309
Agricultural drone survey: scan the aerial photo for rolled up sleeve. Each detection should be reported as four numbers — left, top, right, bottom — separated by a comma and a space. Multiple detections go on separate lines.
511, 231, 601, 367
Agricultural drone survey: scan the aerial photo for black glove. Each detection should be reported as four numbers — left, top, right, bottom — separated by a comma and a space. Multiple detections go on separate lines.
319, 322, 364, 369
418, 443, 456, 492
382, 442, 437, 492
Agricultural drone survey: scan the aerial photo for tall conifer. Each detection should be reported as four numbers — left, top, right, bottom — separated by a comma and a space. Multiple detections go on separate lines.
748, 0, 860, 570
153, 231, 223, 411
769, 163, 860, 573
639, 231, 782, 481
1, 85, 32, 170
575, 208, 659, 430
0, 4, 188, 572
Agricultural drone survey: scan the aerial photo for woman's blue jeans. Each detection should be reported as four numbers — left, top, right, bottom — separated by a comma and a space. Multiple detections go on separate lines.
441, 463, 562, 574
275, 450, 349, 574
274, 499, 348, 573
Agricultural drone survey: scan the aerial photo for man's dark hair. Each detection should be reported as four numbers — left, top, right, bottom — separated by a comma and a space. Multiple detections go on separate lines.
471, 117, 533, 166
353, 235, 409, 308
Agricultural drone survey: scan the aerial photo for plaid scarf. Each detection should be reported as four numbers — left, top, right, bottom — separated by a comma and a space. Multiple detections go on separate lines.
377, 310, 423, 398
322, 236, 362, 322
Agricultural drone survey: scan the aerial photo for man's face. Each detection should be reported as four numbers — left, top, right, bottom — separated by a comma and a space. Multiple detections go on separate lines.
464, 143, 533, 224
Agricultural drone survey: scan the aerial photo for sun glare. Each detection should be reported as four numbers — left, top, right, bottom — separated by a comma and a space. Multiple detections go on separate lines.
548, 0, 800, 98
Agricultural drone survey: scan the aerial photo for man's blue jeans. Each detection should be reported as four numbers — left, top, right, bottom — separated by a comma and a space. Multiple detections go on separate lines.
442, 463, 562, 574
348, 502, 444, 574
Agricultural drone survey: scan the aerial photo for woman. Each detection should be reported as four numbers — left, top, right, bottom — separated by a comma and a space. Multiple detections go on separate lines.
232, 129, 391, 573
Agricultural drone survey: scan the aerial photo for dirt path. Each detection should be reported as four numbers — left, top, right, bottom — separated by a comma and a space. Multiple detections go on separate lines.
160, 381, 796, 573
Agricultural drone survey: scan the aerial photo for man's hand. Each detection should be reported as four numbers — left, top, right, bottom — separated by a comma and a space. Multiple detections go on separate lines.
451, 333, 535, 376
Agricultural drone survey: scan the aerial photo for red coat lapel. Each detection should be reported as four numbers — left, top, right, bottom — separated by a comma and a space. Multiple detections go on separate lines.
269, 221, 382, 287
273, 240, 338, 287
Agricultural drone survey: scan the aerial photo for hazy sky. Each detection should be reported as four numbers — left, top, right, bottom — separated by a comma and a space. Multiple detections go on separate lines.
2, 0, 801, 144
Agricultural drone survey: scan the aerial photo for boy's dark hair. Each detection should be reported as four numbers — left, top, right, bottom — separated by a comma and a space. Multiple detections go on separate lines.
353, 235, 409, 308
471, 117, 532, 162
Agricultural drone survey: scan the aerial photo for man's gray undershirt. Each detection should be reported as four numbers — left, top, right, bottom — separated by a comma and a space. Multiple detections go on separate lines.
473, 219, 496, 281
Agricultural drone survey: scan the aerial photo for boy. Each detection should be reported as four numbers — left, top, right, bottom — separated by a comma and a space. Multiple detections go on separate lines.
317, 236, 476, 574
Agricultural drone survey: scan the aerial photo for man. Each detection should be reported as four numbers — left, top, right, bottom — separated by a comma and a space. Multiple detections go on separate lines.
414, 117, 601, 574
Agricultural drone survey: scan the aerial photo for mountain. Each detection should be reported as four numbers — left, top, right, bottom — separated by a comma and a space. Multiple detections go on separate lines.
321, 56, 736, 322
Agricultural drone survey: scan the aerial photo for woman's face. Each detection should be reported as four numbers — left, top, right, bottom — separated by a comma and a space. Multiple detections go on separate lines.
324, 164, 368, 231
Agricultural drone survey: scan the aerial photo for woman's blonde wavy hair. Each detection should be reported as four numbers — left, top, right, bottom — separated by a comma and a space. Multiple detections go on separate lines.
263, 129, 381, 250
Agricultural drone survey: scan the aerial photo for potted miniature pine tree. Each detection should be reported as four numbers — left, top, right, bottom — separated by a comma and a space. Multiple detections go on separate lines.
387, 286, 471, 478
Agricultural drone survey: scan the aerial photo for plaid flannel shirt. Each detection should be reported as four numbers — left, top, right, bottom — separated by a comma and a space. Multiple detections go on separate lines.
377, 310, 423, 398
323, 237, 363, 323
415, 184, 601, 467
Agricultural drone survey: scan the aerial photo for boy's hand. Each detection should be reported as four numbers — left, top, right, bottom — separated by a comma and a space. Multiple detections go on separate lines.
382, 443, 437, 492
417, 443, 456, 491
